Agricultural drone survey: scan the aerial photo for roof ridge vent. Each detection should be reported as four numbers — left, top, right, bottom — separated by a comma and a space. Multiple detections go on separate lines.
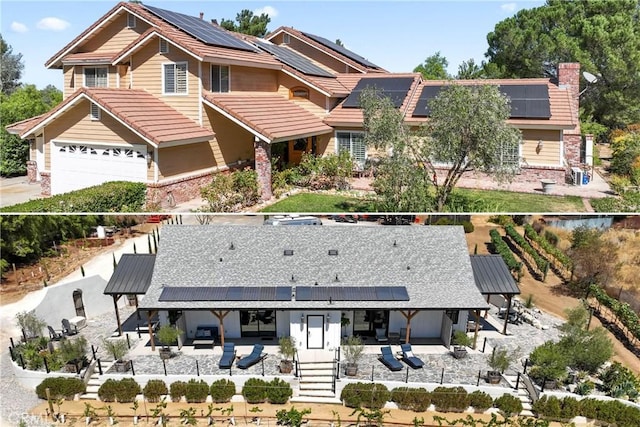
328, 249, 338, 256
284, 249, 294, 256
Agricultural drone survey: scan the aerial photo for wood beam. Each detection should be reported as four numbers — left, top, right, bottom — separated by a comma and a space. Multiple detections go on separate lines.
148, 310, 157, 351
113, 294, 122, 336
211, 310, 231, 347
472, 310, 481, 349
399, 310, 419, 343
502, 295, 512, 335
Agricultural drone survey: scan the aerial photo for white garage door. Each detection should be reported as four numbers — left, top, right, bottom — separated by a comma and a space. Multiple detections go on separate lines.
51, 142, 147, 195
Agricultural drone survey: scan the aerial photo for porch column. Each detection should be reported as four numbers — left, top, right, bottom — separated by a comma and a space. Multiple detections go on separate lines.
503, 294, 512, 335
254, 137, 272, 201
148, 310, 157, 351
472, 310, 481, 349
211, 310, 230, 347
399, 310, 419, 343
113, 294, 122, 336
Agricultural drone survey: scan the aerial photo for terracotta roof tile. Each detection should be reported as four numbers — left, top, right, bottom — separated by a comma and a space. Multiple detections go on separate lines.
4, 115, 46, 135
11, 88, 213, 146
62, 52, 118, 64
203, 91, 333, 143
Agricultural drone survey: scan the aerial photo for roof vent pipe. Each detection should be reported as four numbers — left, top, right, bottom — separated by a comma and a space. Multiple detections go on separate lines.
393, 240, 397, 247
199, 12, 204, 20
335, 274, 339, 282
229, 242, 235, 250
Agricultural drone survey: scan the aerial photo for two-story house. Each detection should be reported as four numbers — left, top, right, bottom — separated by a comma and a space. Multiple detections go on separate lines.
7, 2, 582, 206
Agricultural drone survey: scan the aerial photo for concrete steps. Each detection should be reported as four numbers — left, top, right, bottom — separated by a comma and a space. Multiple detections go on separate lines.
298, 360, 336, 398
503, 373, 534, 417
79, 360, 114, 400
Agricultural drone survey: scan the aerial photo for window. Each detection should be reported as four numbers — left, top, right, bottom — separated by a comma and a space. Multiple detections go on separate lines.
84, 67, 108, 87
336, 131, 366, 166
163, 62, 187, 94
90, 102, 100, 120
159, 39, 169, 54
127, 13, 136, 28
293, 138, 308, 151
498, 139, 520, 170
211, 64, 230, 93
283, 33, 290, 44
290, 87, 309, 99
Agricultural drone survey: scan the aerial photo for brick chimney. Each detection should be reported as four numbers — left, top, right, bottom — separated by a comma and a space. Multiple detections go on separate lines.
557, 62, 581, 166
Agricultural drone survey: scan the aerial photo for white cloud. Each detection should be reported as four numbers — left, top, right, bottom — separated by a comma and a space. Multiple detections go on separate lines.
254, 6, 278, 18
501, 3, 517, 12
10, 21, 28, 33
36, 17, 70, 31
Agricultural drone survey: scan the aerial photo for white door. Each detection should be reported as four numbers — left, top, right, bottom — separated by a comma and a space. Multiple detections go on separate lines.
307, 315, 324, 349
51, 142, 147, 195
35, 135, 44, 181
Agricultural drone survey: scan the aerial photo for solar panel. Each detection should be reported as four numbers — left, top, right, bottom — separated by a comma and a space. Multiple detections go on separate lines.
254, 40, 335, 78
412, 86, 443, 117
295, 286, 410, 301
375, 286, 393, 301
159, 286, 292, 302
276, 287, 292, 301
343, 77, 414, 108
391, 287, 410, 301
295, 287, 312, 301
301, 32, 380, 69
144, 5, 256, 52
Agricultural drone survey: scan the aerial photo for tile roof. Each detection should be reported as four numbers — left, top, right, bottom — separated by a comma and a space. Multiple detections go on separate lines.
104, 254, 156, 295
5, 114, 46, 135
12, 88, 213, 146
62, 52, 118, 65
324, 74, 422, 126
202, 91, 333, 143
139, 225, 489, 311
405, 79, 576, 128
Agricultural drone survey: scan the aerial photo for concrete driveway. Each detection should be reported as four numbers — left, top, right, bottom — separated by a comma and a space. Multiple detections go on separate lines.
0, 176, 42, 208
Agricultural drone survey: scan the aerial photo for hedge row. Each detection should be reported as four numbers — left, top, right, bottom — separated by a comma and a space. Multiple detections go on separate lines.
533, 395, 640, 427
524, 224, 573, 270
241, 378, 292, 404
35, 377, 86, 400
1, 181, 146, 212
504, 224, 549, 279
98, 378, 141, 403
589, 284, 640, 341
489, 229, 522, 273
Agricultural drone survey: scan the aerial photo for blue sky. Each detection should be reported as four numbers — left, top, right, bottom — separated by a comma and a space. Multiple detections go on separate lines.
1, 0, 544, 89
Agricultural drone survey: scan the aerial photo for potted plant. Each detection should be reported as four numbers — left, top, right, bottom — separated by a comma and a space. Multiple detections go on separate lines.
103, 337, 131, 372
157, 324, 181, 360
60, 336, 88, 373
451, 330, 472, 359
342, 335, 364, 376
278, 336, 296, 374
487, 346, 514, 384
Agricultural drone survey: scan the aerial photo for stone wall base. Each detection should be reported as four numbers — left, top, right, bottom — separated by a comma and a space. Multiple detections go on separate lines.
39, 171, 51, 196
435, 165, 567, 185
26, 161, 38, 183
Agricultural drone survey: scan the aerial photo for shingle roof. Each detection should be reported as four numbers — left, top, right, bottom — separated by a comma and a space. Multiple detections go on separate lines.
104, 254, 156, 295
470, 255, 520, 296
202, 91, 333, 143
138, 225, 489, 311
11, 88, 214, 145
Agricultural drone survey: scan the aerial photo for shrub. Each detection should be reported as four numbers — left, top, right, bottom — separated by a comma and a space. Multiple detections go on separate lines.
559, 396, 581, 419
296, 152, 353, 190
209, 379, 235, 403
98, 379, 119, 402
143, 379, 168, 403
430, 386, 469, 412
242, 378, 268, 403
528, 341, 569, 384
488, 215, 514, 226
504, 224, 549, 277
267, 378, 292, 404
340, 382, 390, 409
169, 381, 188, 401
461, 220, 474, 233
468, 391, 493, 412
524, 224, 572, 269
185, 379, 209, 403
543, 230, 559, 247
574, 380, 594, 396
532, 395, 561, 419
489, 229, 522, 273
36, 377, 86, 400
201, 168, 261, 212
494, 394, 522, 416
391, 387, 431, 412
115, 378, 140, 403
2, 181, 146, 212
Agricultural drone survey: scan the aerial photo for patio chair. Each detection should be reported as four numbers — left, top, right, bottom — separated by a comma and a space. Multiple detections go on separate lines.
47, 325, 64, 341
236, 343, 266, 369
218, 342, 236, 369
375, 328, 388, 343
61, 319, 78, 336
379, 346, 403, 371
400, 343, 424, 369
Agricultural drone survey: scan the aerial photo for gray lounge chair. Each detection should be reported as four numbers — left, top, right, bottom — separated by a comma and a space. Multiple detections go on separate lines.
379, 346, 402, 371
61, 319, 77, 336
218, 342, 236, 369
400, 343, 424, 369
375, 328, 388, 343
48, 325, 64, 341
236, 344, 265, 369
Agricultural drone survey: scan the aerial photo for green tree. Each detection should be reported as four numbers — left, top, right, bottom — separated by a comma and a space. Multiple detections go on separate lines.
569, 226, 619, 289
558, 306, 613, 373
485, 0, 640, 128
413, 51, 449, 80
529, 341, 569, 384
220, 9, 271, 37
456, 58, 485, 79
1, 84, 62, 176
1, 35, 23, 95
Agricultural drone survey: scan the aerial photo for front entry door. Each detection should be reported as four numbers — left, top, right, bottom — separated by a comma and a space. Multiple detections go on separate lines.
307, 315, 324, 349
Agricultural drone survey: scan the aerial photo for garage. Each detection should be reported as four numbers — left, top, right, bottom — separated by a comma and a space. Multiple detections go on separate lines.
51, 141, 148, 195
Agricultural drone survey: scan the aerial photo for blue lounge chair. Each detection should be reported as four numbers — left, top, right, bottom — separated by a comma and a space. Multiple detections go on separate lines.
379, 346, 403, 371
236, 344, 265, 369
400, 343, 424, 369
218, 342, 236, 369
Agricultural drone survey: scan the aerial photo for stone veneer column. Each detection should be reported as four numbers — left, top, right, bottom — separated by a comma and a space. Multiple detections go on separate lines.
254, 138, 272, 201
26, 160, 38, 183
40, 171, 51, 196
558, 63, 582, 166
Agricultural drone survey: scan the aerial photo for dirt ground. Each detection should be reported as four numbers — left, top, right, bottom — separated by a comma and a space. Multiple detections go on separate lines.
466, 216, 640, 376
31, 400, 568, 427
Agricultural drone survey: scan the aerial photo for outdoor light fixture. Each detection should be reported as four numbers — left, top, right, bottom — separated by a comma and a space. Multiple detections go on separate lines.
327, 313, 331, 321
300, 313, 305, 322
536, 140, 544, 154
146, 151, 153, 166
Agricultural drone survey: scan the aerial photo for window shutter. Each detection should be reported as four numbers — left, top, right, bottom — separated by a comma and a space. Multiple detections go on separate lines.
127, 13, 136, 28
90, 102, 100, 120
176, 63, 187, 93
159, 39, 169, 54
283, 33, 290, 44
164, 64, 175, 93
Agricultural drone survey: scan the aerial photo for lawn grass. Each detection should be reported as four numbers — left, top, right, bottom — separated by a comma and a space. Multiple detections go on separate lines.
260, 189, 586, 213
